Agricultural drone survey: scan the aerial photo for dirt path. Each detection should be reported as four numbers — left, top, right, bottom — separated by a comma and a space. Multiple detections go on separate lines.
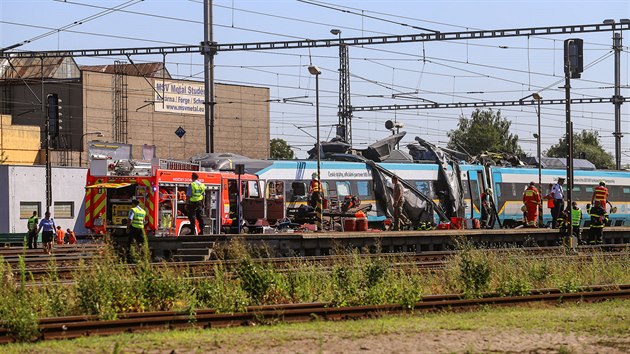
189, 330, 629, 354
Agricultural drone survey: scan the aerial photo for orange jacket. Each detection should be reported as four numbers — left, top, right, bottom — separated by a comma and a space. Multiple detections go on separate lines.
522, 186, 541, 205
592, 185, 608, 204
56, 229, 65, 244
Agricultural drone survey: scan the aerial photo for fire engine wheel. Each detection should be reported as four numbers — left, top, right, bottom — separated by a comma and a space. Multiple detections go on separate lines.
241, 226, 250, 234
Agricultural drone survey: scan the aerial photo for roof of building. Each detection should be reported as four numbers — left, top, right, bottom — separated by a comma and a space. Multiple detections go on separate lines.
80, 62, 170, 78
0, 57, 80, 80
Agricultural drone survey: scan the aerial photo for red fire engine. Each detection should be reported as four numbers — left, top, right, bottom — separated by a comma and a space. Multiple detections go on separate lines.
84, 158, 260, 236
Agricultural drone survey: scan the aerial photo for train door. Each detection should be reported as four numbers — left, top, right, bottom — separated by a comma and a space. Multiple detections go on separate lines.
466, 171, 483, 219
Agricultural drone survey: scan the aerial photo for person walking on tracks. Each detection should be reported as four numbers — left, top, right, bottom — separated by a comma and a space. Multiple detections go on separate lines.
480, 188, 493, 229
26, 211, 38, 249
522, 181, 541, 227
127, 199, 147, 245
36, 211, 56, 255
392, 175, 404, 231
550, 177, 565, 228
591, 180, 609, 212
187, 172, 206, 235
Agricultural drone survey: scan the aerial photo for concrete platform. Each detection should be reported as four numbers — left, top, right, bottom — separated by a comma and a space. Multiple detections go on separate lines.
138, 227, 630, 259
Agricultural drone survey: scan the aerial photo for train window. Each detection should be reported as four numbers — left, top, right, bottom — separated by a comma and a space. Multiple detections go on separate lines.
461, 180, 470, 198
494, 184, 502, 197
336, 181, 351, 197
469, 179, 481, 211
624, 187, 630, 194
356, 181, 372, 197
585, 186, 594, 193
321, 181, 330, 198
414, 181, 431, 197
608, 186, 622, 199
291, 182, 307, 197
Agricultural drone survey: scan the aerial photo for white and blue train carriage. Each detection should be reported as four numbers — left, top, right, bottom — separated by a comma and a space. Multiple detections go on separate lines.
490, 167, 630, 227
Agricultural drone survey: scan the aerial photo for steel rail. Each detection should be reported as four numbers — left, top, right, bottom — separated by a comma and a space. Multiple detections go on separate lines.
1, 284, 628, 343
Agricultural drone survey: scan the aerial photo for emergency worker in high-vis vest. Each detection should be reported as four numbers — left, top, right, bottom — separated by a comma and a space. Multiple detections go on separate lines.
522, 181, 541, 227
570, 201, 582, 241
187, 172, 206, 235
309, 172, 323, 208
127, 199, 147, 244
591, 180, 609, 211
27, 210, 39, 249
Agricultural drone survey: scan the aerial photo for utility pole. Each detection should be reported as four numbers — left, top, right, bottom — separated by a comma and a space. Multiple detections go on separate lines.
612, 32, 624, 170
564, 38, 583, 242
41, 58, 52, 213
337, 42, 352, 144
203, 0, 215, 153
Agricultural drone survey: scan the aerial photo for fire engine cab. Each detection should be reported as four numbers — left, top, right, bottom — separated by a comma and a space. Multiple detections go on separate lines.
84, 146, 260, 236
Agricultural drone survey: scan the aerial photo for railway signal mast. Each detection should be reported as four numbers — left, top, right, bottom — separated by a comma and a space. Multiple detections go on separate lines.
564, 38, 584, 240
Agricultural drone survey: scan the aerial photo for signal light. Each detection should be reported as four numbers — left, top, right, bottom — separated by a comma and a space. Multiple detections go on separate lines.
46, 93, 62, 139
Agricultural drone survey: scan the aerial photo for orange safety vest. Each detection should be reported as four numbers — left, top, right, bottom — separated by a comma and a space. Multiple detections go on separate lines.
594, 185, 608, 204
522, 186, 540, 205
310, 179, 322, 193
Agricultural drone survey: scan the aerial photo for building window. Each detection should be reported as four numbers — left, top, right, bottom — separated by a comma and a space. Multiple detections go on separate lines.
54, 202, 74, 219
20, 202, 41, 219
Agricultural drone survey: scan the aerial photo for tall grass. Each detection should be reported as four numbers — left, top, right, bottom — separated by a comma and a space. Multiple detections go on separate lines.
0, 241, 628, 342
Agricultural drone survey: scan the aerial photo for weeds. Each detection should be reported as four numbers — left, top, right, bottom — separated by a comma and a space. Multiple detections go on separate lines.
0, 240, 629, 343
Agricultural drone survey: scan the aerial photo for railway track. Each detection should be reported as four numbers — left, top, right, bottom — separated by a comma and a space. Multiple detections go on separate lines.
1, 284, 628, 343
11, 245, 630, 281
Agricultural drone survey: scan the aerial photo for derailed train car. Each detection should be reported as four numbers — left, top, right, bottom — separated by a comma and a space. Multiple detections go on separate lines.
193, 138, 630, 230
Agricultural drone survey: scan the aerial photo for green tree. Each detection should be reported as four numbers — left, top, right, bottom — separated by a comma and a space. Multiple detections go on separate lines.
269, 138, 295, 159
546, 130, 614, 169
447, 109, 523, 156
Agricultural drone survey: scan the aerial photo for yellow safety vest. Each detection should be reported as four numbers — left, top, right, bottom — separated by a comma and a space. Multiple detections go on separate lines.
190, 180, 205, 202
27, 216, 38, 231
131, 206, 146, 229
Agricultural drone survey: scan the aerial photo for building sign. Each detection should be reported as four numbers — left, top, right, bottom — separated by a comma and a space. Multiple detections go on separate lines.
154, 80, 205, 115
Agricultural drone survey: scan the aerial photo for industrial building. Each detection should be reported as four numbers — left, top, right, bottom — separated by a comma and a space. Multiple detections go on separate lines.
0, 57, 270, 166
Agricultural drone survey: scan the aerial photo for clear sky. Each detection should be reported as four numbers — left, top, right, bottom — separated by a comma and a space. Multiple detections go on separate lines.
1, 0, 629, 164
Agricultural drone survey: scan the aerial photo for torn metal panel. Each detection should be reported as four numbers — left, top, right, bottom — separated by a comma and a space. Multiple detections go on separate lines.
414, 136, 466, 219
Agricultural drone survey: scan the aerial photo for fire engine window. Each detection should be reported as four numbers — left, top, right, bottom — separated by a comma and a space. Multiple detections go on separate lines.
248, 181, 260, 197
267, 180, 284, 198
336, 181, 351, 197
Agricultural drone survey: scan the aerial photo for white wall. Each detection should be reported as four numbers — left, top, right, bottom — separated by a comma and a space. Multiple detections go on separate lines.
0, 165, 87, 234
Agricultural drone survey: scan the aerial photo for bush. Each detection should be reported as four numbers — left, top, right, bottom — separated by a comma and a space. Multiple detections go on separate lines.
456, 250, 491, 298
195, 265, 248, 313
